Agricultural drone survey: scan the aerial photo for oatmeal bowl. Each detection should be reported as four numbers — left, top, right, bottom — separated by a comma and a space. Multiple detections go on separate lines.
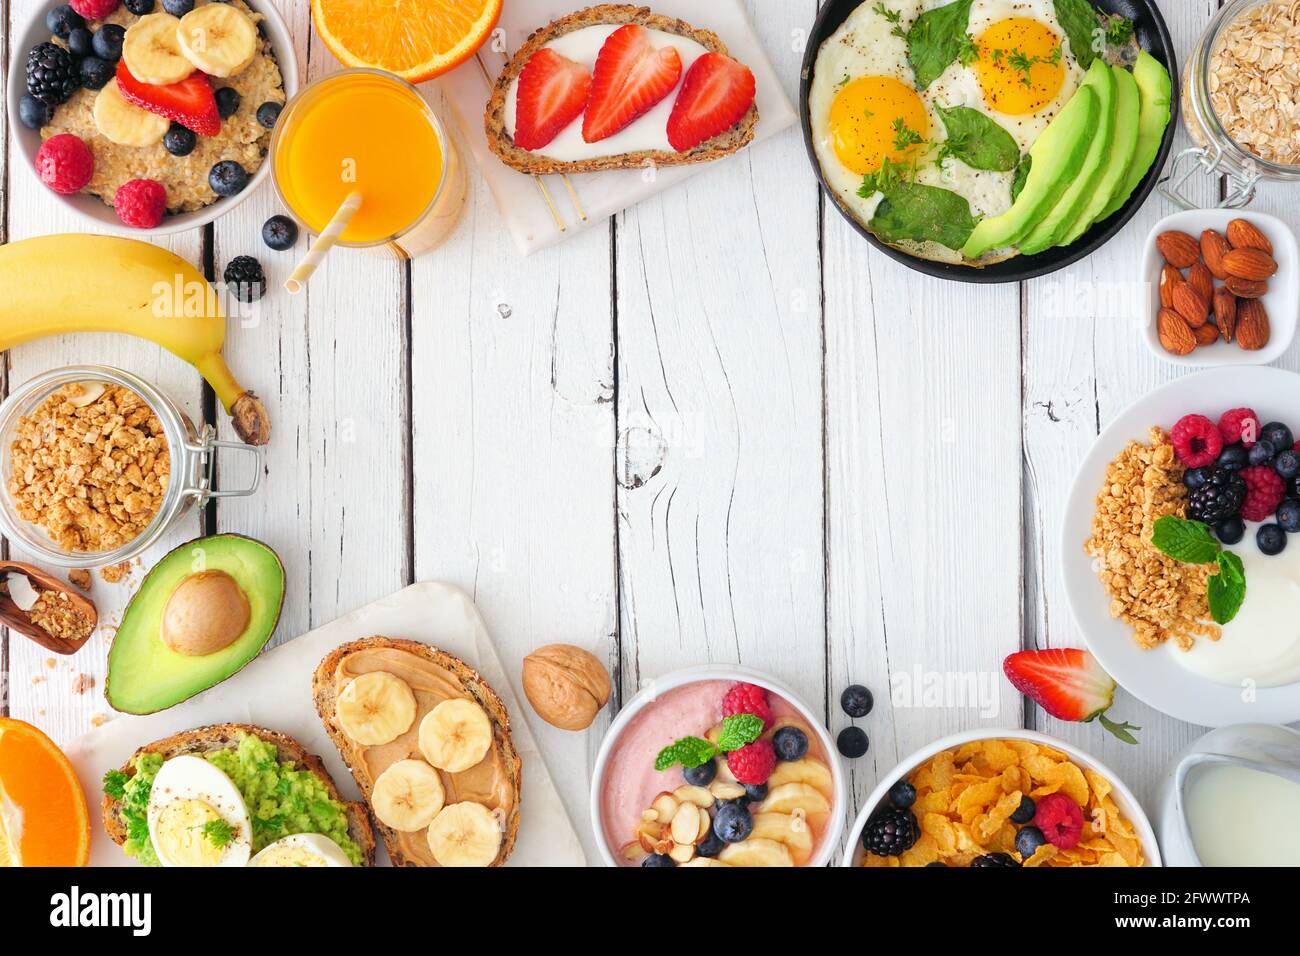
0, 366, 263, 569
9, 0, 298, 234
591, 664, 846, 867
1062, 365, 1300, 727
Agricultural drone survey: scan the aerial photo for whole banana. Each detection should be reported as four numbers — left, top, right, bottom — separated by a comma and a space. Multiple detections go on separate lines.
0, 234, 269, 444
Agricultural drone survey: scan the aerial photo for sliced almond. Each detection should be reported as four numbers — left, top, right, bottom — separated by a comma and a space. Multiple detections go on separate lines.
668, 841, 696, 864
651, 791, 679, 823
673, 785, 715, 809
709, 780, 747, 801
670, 802, 701, 845
695, 806, 711, 845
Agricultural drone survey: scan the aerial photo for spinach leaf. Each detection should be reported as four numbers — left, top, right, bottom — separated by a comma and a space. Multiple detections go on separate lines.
1011, 154, 1032, 202
907, 0, 975, 89
1053, 0, 1101, 70
935, 105, 1020, 171
869, 181, 979, 250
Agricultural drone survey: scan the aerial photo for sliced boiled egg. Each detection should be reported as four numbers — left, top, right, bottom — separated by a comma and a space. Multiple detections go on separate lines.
249, 832, 353, 867
973, 17, 1066, 115
146, 755, 251, 867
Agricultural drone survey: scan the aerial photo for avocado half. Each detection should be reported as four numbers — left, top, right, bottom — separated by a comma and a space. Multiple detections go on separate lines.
106, 534, 286, 715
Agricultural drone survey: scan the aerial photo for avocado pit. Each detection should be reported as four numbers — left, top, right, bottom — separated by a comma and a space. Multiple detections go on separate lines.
161, 570, 251, 656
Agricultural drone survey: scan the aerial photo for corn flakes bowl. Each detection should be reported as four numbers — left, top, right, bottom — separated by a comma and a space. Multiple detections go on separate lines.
841, 730, 1161, 868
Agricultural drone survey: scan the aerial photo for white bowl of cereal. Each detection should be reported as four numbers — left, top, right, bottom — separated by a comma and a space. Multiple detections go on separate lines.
842, 729, 1160, 868
1062, 365, 1300, 726
8, 0, 298, 234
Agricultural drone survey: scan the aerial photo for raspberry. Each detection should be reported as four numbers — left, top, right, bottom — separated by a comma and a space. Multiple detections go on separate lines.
1240, 466, 1285, 522
114, 179, 166, 229
1033, 792, 1084, 849
1219, 407, 1261, 447
725, 739, 775, 785
70, 0, 120, 19
35, 133, 93, 194
1170, 414, 1223, 468
721, 681, 772, 730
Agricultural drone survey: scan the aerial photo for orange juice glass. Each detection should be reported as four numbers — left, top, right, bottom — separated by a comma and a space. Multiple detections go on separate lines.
271, 69, 466, 259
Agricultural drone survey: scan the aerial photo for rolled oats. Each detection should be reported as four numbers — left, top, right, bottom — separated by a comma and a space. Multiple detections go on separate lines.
1208, 0, 1300, 166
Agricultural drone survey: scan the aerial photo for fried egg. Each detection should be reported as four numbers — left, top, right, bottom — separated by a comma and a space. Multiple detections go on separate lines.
146, 755, 252, 867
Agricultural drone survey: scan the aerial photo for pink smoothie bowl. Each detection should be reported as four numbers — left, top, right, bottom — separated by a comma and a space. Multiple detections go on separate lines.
589, 664, 848, 867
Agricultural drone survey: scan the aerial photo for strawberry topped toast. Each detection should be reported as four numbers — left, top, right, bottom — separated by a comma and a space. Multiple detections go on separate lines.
485, 4, 758, 174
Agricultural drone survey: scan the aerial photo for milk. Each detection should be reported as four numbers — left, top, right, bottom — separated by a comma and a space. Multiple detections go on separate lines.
1184, 762, 1300, 866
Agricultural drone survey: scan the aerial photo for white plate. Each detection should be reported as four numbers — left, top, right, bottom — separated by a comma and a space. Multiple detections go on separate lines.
65, 581, 586, 866
1061, 366, 1300, 727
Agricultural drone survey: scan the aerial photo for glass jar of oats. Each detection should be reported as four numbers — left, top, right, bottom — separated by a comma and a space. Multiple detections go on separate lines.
1161, 0, 1300, 208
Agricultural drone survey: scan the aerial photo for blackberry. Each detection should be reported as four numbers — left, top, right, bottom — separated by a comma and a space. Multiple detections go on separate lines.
860, 807, 919, 857
1186, 468, 1246, 525
971, 852, 1020, 867
27, 42, 80, 106
223, 256, 266, 302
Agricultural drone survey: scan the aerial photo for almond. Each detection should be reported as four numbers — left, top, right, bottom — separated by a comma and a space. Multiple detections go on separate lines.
1172, 282, 1210, 328
1227, 218, 1273, 255
1222, 247, 1278, 280
1156, 230, 1202, 268
1158, 308, 1196, 355
1159, 263, 1183, 308
1188, 260, 1214, 302
1236, 299, 1270, 351
1225, 275, 1269, 298
1214, 287, 1237, 342
1200, 229, 1231, 279
1193, 322, 1220, 346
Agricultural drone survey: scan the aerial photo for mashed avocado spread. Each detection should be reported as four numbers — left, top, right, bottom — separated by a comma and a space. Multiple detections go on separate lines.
103, 733, 363, 866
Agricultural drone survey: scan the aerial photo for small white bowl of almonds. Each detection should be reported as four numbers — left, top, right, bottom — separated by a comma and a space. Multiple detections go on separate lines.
1144, 208, 1298, 367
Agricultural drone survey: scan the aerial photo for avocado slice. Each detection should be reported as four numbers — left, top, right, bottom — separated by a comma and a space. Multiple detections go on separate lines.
962, 85, 1099, 260
106, 534, 285, 714
1060, 64, 1141, 245
1019, 60, 1116, 255
1097, 50, 1171, 221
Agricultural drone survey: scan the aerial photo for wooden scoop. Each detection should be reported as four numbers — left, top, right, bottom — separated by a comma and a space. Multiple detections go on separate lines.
0, 561, 98, 655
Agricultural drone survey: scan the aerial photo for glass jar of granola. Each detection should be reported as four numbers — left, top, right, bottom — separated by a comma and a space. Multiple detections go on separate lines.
0, 366, 263, 569
1161, 0, 1300, 208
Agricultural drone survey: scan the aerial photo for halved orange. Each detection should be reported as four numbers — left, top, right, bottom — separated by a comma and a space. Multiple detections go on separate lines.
0, 718, 90, 867
311, 0, 504, 83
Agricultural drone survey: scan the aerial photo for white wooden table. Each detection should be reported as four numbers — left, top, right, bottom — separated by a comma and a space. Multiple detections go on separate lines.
2, 0, 1294, 865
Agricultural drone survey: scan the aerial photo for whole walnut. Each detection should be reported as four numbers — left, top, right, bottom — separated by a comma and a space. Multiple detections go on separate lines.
522, 644, 611, 731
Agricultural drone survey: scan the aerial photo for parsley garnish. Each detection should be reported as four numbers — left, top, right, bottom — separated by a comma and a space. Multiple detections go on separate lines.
102, 769, 129, 801
654, 714, 765, 772
1105, 15, 1135, 46
201, 819, 236, 849
956, 33, 980, 66
891, 116, 926, 151
872, 1, 907, 39
1004, 46, 1062, 87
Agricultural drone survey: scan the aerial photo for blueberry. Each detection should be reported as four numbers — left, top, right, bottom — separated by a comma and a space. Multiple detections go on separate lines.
124, 0, 155, 12
713, 801, 753, 843
79, 56, 113, 90
1262, 422, 1294, 452
641, 853, 675, 867
682, 758, 716, 787
888, 780, 916, 809
162, 0, 195, 15
1249, 439, 1276, 467
18, 94, 54, 129
1278, 501, 1300, 534
772, 726, 809, 762
92, 24, 125, 62
45, 5, 85, 39
1257, 523, 1287, 556
67, 27, 94, 58
209, 160, 248, 197
696, 828, 725, 858
1009, 794, 1036, 824
837, 726, 869, 758
215, 86, 240, 119
262, 214, 298, 250
255, 100, 282, 129
840, 684, 873, 718
1184, 467, 1210, 490
1015, 825, 1048, 859
163, 123, 196, 156
1214, 515, 1246, 545
743, 782, 767, 802
1276, 451, 1300, 481
925, 861, 948, 867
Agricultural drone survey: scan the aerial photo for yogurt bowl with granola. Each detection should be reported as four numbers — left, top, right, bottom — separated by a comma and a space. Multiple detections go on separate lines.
1063, 365, 1300, 726
9, 0, 297, 234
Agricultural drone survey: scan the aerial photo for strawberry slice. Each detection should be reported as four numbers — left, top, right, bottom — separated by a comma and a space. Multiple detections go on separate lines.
115, 60, 220, 137
514, 48, 592, 151
667, 53, 756, 152
582, 24, 681, 143
1002, 648, 1140, 743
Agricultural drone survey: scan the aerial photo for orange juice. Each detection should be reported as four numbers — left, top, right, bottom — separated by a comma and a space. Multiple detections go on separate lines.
272, 70, 466, 256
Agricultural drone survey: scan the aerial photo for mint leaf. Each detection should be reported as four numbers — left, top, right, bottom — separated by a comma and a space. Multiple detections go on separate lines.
654, 736, 718, 772
716, 713, 764, 751
1151, 515, 1221, 564
1207, 552, 1247, 624
1216, 550, 1245, 585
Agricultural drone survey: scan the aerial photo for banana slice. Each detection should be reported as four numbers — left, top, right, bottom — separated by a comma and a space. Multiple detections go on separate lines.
426, 802, 501, 867
123, 13, 193, 86
751, 812, 814, 865
756, 782, 831, 819
93, 79, 168, 147
766, 757, 835, 800
176, 4, 258, 78
336, 671, 417, 746
680, 858, 731, 867
717, 837, 794, 867
371, 759, 445, 832
418, 698, 492, 773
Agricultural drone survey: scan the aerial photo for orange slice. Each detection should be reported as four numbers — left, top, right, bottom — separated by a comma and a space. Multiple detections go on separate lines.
311, 0, 503, 83
0, 718, 90, 867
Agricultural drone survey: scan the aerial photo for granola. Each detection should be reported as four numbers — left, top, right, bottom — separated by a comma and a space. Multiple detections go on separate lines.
7, 382, 170, 553
27, 590, 95, 646
1084, 428, 1220, 650
1208, 0, 1300, 166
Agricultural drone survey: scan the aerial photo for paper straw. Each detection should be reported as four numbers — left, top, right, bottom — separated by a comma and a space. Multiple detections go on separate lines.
284, 191, 364, 294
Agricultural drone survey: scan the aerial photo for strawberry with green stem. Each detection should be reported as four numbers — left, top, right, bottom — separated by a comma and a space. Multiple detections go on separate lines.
1003, 648, 1140, 744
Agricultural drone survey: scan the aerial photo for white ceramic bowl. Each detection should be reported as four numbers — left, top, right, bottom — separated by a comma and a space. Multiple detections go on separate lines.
1062, 365, 1300, 726
841, 728, 1161, 867
7, 0, 299, 235
589, 664, 847, 867
1142, 208, 1298, 367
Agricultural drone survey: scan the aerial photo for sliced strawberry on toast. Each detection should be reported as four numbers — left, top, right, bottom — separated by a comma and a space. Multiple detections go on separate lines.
115, 60, 220, 137
667, 53, 756, 153
582, 23, 682, 143
514, 48, 592, 151
1002, 648, 1140, 743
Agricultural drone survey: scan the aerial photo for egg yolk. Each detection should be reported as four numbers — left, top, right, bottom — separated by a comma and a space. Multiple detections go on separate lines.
974, 17, 1066, 115
829, 75, 931, 175
155, 799, 229, 866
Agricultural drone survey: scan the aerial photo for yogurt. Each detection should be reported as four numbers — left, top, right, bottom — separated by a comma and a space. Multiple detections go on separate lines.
1184, 762, 1300, 866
